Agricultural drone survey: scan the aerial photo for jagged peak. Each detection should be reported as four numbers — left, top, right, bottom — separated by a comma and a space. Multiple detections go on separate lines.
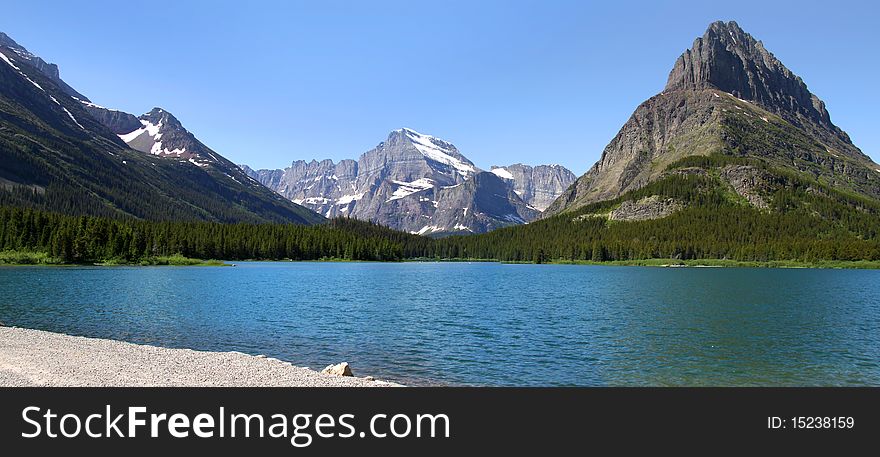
392, 127, 452, 148
664, 20, 836, 133
139, 107, 184, 130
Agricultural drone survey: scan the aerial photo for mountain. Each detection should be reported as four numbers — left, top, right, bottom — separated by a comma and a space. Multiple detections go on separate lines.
0, 33, 322, 224
424, 21, 880, 264
245, 128, 567, 235
489, 164, 576, 211
545, 21, 880, 216
0, 32, 89, 102
426, 171, 538, 234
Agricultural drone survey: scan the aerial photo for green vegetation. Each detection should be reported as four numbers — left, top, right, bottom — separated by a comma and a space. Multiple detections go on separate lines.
96, 254, 227, 267
425, 159, 880, 265
0, 249, 224, 267
0, 206, 419, 265
2, 152, 879, 269
0, 73, 320, 225
0, 249, 63, 265
549, 258, 880, 269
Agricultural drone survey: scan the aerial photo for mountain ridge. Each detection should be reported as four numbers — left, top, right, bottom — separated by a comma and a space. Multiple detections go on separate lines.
0, 33, 322, 225
545, 20, 880, 217
244, 129, 573, 234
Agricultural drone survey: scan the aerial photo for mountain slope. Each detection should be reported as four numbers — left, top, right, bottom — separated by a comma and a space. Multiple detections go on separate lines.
0, 37, 322, 224
437, 20, 880, 265
246, 128, 564, 234
0, 32, 89, 101
545, 21, 879, 216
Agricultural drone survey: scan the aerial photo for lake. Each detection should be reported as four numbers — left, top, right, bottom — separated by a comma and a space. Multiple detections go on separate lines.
1, 262, 878, 386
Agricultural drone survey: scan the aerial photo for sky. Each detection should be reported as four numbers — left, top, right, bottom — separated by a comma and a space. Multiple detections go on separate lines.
2, 0, 878, 174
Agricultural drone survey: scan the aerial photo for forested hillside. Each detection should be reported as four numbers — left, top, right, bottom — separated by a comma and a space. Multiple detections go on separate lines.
429, 157, 880, 263
0, 206, 420, 263
4, 153, 880, 268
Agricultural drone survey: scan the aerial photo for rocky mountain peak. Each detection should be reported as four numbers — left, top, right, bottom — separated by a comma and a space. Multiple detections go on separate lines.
545, 20, 878, 217
0, 31, 89, 101
387, 128, 476, 177
664, 21, 835, 133
246, 128, 574, 234
113, 107, 211, 161
140, 107, 182, 129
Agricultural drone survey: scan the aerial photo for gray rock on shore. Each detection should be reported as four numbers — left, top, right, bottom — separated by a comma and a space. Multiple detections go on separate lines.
321, 362, 354, 377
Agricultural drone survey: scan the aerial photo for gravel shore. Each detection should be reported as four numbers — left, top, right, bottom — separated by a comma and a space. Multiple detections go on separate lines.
0, 327, 400, 387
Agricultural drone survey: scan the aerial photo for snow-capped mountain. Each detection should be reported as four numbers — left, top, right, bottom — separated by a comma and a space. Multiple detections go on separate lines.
244, 129, 571, 235
112, 108, 222, 167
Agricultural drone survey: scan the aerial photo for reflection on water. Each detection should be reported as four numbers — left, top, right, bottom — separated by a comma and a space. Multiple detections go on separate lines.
1, 263, 878, 386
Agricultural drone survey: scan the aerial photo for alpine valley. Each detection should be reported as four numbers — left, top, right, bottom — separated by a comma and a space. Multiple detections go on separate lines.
1, 21, 879, 266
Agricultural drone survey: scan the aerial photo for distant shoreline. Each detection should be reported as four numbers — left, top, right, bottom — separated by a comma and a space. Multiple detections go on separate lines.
0, 326, 400, 387
2, 250, 880, 269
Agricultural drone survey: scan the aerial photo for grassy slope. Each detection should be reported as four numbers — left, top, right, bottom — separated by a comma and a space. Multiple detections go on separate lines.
0, 250, 226, 266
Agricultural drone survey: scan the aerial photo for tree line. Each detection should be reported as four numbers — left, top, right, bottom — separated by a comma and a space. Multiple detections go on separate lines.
2, 160, 880, 265
0, 206, 420, 263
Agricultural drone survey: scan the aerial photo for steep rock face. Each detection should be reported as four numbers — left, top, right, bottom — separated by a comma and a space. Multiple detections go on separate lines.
79, 103, 141, 134
430, 172, 539, 234
545, 90, 725, 213
545, 21, 880, 216
609, 196, 682, 221
719, 165, 772, 209
490, 164, 576, 211
355, 128, 475, 190
245, 159, 359, 218
665, 21, 861, 157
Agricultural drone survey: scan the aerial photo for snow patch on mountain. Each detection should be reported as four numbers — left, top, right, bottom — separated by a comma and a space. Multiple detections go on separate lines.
388, 178, 435, 201
490, 167, 514, 180
413, 225, 441, 235
293, 197, 331, 206
60, 105, 85, 129
72, 96, 109, 110
0, 52, 85, 130
337, 193, 365, 205
1, 52, 47, 92
118, 119, 179, 155
0, 51, 21, 70
401, 128, 475, 176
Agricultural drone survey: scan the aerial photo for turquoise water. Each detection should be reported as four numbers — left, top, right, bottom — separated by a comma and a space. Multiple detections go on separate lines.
1, 262, 878, 386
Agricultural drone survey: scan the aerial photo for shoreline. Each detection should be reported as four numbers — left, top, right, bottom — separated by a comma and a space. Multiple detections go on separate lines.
0, 326, 400, 387
4, 258, 880, 270
3, 251, 880, 270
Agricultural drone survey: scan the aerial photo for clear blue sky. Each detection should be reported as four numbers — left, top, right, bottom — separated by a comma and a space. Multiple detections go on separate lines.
3, 0, 878, 174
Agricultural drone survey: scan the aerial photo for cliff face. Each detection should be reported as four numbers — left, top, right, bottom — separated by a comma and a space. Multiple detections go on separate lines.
490, 164, 576, 211
545, 21, 880, 216
80, 104, 142, 134
664, 21, 860, 155
545, 90, 726, 214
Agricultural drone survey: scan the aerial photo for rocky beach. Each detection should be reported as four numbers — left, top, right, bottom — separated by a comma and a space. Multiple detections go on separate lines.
0, 326, 398, 387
